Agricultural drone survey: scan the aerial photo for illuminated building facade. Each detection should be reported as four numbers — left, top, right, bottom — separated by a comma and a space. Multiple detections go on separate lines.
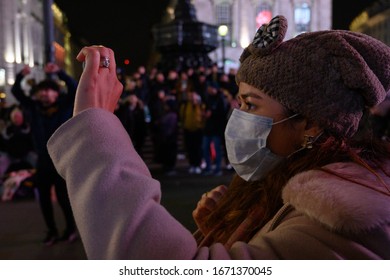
0, 0, 73, 104
165, 0, 332, 71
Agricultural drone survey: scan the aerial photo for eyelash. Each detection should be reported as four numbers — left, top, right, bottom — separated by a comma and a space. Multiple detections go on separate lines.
238, 100, 255, 111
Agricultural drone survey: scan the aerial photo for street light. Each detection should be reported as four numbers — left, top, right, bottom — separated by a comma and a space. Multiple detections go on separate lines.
218, 24, 229, 72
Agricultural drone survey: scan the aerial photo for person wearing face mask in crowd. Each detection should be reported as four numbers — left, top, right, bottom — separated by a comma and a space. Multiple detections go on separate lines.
11, 63, 78, 246
47, 16, 390, 259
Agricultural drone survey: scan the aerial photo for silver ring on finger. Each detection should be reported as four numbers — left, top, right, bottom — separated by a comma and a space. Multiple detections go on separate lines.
99, 56, 110, 68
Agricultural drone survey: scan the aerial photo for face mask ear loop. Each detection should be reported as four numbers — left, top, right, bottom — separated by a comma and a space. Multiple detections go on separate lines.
287, 131, 324, 159
272, 113, 299, 126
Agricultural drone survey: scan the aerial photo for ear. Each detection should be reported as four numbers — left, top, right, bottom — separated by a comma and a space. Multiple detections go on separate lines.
304, 120, 323, 136
302, 120, 323, 149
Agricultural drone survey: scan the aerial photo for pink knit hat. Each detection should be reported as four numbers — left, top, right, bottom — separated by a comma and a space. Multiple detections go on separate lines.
236, 15, 390, 137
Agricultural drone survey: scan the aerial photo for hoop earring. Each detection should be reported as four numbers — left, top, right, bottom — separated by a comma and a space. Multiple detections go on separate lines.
302, 135, 315, 149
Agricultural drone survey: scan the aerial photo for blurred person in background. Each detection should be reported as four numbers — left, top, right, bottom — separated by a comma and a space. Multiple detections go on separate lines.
179, 88, 205, 174
1, 106, 36, 172
11, 63, 78, 246
115, 92, 147, 158
202, 82, 230, 176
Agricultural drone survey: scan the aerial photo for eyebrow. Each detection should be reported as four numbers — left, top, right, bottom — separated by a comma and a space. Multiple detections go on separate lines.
238, 92, 262, 100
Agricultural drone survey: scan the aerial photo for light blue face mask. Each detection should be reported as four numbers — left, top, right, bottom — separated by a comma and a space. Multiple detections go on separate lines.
225, 109, 298, 182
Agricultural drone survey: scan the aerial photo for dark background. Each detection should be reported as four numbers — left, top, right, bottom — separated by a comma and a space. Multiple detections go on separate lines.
53, 0, 377, 72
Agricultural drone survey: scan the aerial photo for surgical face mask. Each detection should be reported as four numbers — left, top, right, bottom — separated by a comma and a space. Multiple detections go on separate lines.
225, 109, 297, 182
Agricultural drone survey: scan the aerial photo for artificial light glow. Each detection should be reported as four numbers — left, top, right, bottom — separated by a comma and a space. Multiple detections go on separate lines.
350, 11, 369, 30
167, 7, 175, 20
218, 25, 229, 37
240, 37, 250, 48
0, 93, 6, 99
256, 10, 272, 28
29, 59, 34, 68
240, 23, 251, 48
65, 32, 72, 67
5, 52, 15, 63
7, 78, 15, 85
0, 69, 5, 87
294, 4, 311, 25
52, 4, 65, 25
240, 25, 250, 48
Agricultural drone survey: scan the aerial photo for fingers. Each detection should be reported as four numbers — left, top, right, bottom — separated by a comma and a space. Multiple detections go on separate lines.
202, 185, 227, 206
192, 185, 228, 235
77, 45, 116, 73
209, 185, 228, 198
192, 207, 210, 222
73, 45, 123, 115
194, 185, 228, 214
197, 193, 217, 212
77, 46, 101, 73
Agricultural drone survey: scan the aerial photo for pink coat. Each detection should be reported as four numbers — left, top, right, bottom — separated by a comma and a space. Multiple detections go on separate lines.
47, 109, 390, 259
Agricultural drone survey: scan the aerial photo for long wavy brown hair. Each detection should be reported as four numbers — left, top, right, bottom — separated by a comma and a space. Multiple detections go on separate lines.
200, 110, 390, 245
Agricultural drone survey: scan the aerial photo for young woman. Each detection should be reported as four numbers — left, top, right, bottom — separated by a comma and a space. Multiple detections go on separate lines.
47, 16, 390, 259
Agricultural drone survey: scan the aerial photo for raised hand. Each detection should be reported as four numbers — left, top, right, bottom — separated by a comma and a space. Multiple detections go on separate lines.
73, 45, 123, 115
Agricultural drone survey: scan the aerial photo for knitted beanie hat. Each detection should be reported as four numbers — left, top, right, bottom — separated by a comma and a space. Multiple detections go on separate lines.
236, 15, 390, 137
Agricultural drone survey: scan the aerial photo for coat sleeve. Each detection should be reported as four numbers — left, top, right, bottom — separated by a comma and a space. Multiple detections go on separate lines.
47, 108, 285, 260
47, 108, 198, 259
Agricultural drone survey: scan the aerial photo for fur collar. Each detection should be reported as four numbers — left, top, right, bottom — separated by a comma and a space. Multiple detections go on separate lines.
282, 161, 390, 234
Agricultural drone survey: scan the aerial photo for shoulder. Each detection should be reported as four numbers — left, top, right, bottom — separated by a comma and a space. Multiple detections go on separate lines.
248, 205, 387, 259
282, 161, 390, 233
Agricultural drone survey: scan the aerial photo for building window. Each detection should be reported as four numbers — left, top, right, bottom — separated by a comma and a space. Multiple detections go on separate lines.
294, 2, 311, 35
216, 1, 232, 43
256, 2, 273, 29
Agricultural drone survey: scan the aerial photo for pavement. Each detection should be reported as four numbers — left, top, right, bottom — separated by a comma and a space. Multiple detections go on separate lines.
0, 161, 234, 260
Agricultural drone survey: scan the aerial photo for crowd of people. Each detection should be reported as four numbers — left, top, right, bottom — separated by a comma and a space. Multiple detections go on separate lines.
0, 62, 242, 185
114, 63, 240, 176
0, 60, 240, 246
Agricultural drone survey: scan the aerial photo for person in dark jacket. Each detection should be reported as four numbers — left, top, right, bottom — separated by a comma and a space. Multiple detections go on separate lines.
11, 63, 78, 246
202, 82, 229, 176
115, 92, 147, 157
160, 98, 179, 175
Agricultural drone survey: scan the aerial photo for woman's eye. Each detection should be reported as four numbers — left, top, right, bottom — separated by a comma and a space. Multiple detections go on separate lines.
245, 102, 254, 111
237, 96, 256, 111
238, 101, 254, 111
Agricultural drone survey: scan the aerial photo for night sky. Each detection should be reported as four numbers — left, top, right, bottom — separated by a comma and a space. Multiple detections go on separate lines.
54, 0, 170, 72
54, 0, 378, 72
333, 0, 377, 29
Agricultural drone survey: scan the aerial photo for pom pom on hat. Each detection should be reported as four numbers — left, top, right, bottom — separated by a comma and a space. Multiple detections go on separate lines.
236, 15, 390, 137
